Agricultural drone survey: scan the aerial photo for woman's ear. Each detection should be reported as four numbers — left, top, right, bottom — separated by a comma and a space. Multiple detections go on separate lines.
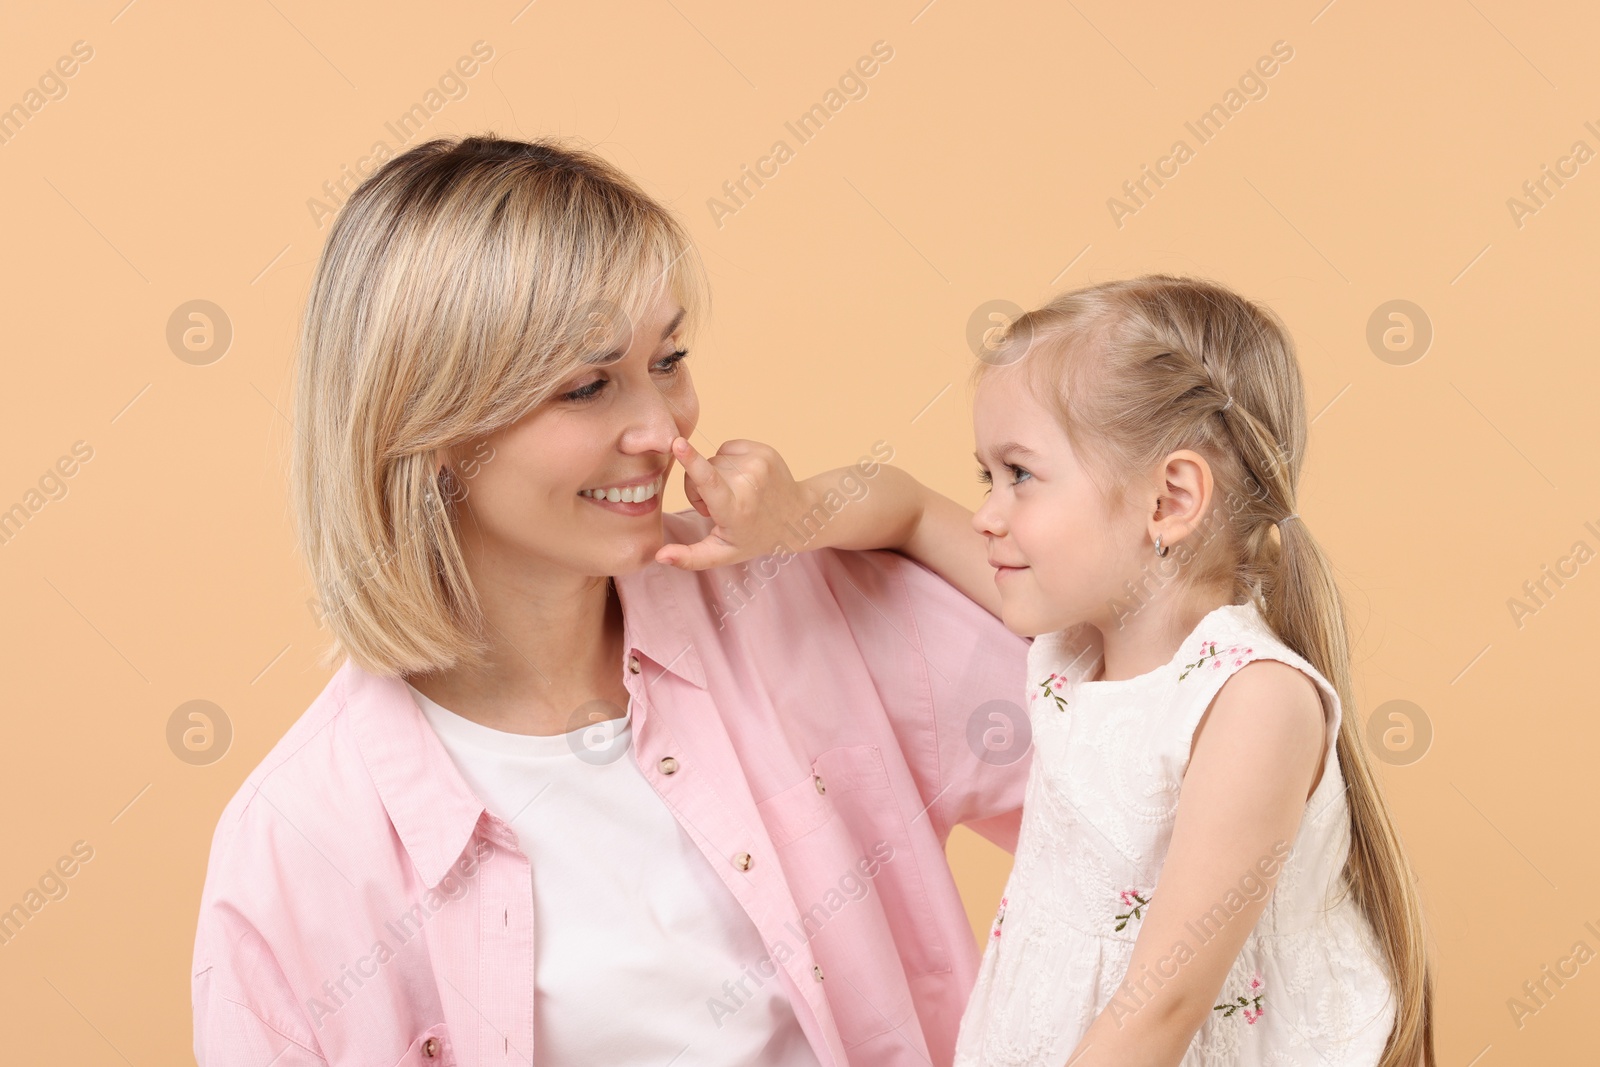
427, 448, 464, 506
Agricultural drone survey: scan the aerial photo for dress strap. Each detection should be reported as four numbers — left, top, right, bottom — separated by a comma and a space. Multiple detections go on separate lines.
1167, 608, 1342, 772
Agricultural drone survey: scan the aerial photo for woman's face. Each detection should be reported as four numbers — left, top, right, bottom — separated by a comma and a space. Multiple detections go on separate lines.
447, 292, 699, 580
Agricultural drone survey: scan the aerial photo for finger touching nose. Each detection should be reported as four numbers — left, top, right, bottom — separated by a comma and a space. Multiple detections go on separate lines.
624, 389, 691, 455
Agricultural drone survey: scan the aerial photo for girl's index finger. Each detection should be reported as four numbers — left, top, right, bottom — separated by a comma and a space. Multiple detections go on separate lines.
673, 437, 730, 506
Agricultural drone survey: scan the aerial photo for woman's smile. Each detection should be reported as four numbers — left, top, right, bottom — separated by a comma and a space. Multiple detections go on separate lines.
578, 468, 670, 515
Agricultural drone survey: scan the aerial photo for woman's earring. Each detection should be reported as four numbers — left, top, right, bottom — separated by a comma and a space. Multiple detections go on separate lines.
438, 465, 462, 503
1154, 533, 1168, 558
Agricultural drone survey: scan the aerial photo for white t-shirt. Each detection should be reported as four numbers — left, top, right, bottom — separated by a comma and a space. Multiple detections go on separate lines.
408, 684, 820, 1067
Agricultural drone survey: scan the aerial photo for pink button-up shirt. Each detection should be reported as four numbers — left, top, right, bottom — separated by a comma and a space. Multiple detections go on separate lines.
192, 510, 1031, 1066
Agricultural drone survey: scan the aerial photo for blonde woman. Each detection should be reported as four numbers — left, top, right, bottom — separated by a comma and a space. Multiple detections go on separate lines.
190, 136, 1030, 1066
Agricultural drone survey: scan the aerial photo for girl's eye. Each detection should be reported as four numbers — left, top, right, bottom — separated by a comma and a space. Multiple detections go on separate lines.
976, 464, 1030, 491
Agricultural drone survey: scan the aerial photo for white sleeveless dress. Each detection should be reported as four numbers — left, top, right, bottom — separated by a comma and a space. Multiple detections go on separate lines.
952, 600, 1396, 1066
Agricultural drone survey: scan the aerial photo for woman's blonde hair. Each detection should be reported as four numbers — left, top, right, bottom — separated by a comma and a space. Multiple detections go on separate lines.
978, 275, 1433, 1065
291, 134, 708, 678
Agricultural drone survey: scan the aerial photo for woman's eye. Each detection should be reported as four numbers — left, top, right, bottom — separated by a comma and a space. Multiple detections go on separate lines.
559, 350, 688, 403
560, 378, 607, 402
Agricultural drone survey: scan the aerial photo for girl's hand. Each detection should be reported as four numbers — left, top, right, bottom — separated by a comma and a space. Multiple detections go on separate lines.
655, 435, 1004, 620
654, 436, 816, 570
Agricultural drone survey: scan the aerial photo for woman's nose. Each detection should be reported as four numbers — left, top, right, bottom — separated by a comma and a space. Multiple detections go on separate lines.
622, 388, 688, 455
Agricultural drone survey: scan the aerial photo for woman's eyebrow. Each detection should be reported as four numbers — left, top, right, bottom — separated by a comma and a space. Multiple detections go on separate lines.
585, 307, 687, 365
661, 307, 686, 339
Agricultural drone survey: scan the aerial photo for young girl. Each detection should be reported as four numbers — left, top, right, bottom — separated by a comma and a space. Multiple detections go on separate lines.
945, 276, 1433, 1066
663, 274, 1433, 1066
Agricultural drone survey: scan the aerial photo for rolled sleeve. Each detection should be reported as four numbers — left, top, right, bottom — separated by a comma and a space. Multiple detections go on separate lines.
192, 804, 329, 1066
193, 945, 327, 1066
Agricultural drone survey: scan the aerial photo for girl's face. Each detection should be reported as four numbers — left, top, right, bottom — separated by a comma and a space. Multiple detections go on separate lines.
970, 364, 1149, 637
445, 292, 699, 580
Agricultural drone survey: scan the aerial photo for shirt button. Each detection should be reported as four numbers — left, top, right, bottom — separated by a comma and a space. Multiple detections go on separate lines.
813, 774, 826, 795
733, 851, 753, 871
627, 655, 641, 674
659, 756, 679, 775
422, 1037, 440, 1058
813, 964, 825, 981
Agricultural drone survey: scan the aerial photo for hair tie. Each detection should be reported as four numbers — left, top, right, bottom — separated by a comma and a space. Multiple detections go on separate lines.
1220, 395, 1233, 413
1277, 512, 1299, 528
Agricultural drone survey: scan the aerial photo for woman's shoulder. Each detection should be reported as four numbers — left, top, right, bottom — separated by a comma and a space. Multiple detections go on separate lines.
204, 663, 376, 864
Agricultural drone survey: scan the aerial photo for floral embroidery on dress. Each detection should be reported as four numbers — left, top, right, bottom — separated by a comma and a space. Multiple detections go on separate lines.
1113, 889, 1150, 931
1035, 672, 1068, 712
1213, 973, 1266, 1023
990, 896, 1009, 939
1179, 642, 1253, 680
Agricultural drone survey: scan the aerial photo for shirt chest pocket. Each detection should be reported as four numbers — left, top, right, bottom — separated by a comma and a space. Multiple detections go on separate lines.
390, 1025, 453, 1067
758, 744, 950, 979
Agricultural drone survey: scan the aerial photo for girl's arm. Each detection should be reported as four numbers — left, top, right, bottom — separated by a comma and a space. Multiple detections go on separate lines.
1064, 660, 1328, 1066
654, 436, 1001, 617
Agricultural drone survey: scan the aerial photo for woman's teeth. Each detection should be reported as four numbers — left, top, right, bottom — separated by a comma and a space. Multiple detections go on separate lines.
580, 477, 661, 504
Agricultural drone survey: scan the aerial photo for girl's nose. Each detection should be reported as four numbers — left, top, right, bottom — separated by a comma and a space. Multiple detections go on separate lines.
972, 496, 1006, 538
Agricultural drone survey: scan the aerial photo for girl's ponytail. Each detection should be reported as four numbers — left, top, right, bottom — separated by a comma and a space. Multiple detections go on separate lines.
1265, 499, 1435, 1067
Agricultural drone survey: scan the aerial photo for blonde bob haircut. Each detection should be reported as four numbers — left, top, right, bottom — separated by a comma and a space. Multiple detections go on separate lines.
291, 134, 709, 679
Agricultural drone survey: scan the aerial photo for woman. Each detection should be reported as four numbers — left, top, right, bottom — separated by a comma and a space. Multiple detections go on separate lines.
191, 135, 1028, 1066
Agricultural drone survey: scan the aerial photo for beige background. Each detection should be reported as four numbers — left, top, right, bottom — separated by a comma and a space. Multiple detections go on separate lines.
1, 0, 1595, 1060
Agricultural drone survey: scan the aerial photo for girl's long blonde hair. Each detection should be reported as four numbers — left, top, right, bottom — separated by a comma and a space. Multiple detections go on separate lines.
980, 275, 1433, 1066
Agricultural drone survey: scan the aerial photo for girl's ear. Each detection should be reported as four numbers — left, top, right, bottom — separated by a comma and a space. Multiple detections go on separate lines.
1155, 448, 1215, 533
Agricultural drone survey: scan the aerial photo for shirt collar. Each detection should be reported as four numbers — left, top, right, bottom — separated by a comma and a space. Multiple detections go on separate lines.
613, 548, 708, 691
343, 658, 489, 889
342, 533, 708, 885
